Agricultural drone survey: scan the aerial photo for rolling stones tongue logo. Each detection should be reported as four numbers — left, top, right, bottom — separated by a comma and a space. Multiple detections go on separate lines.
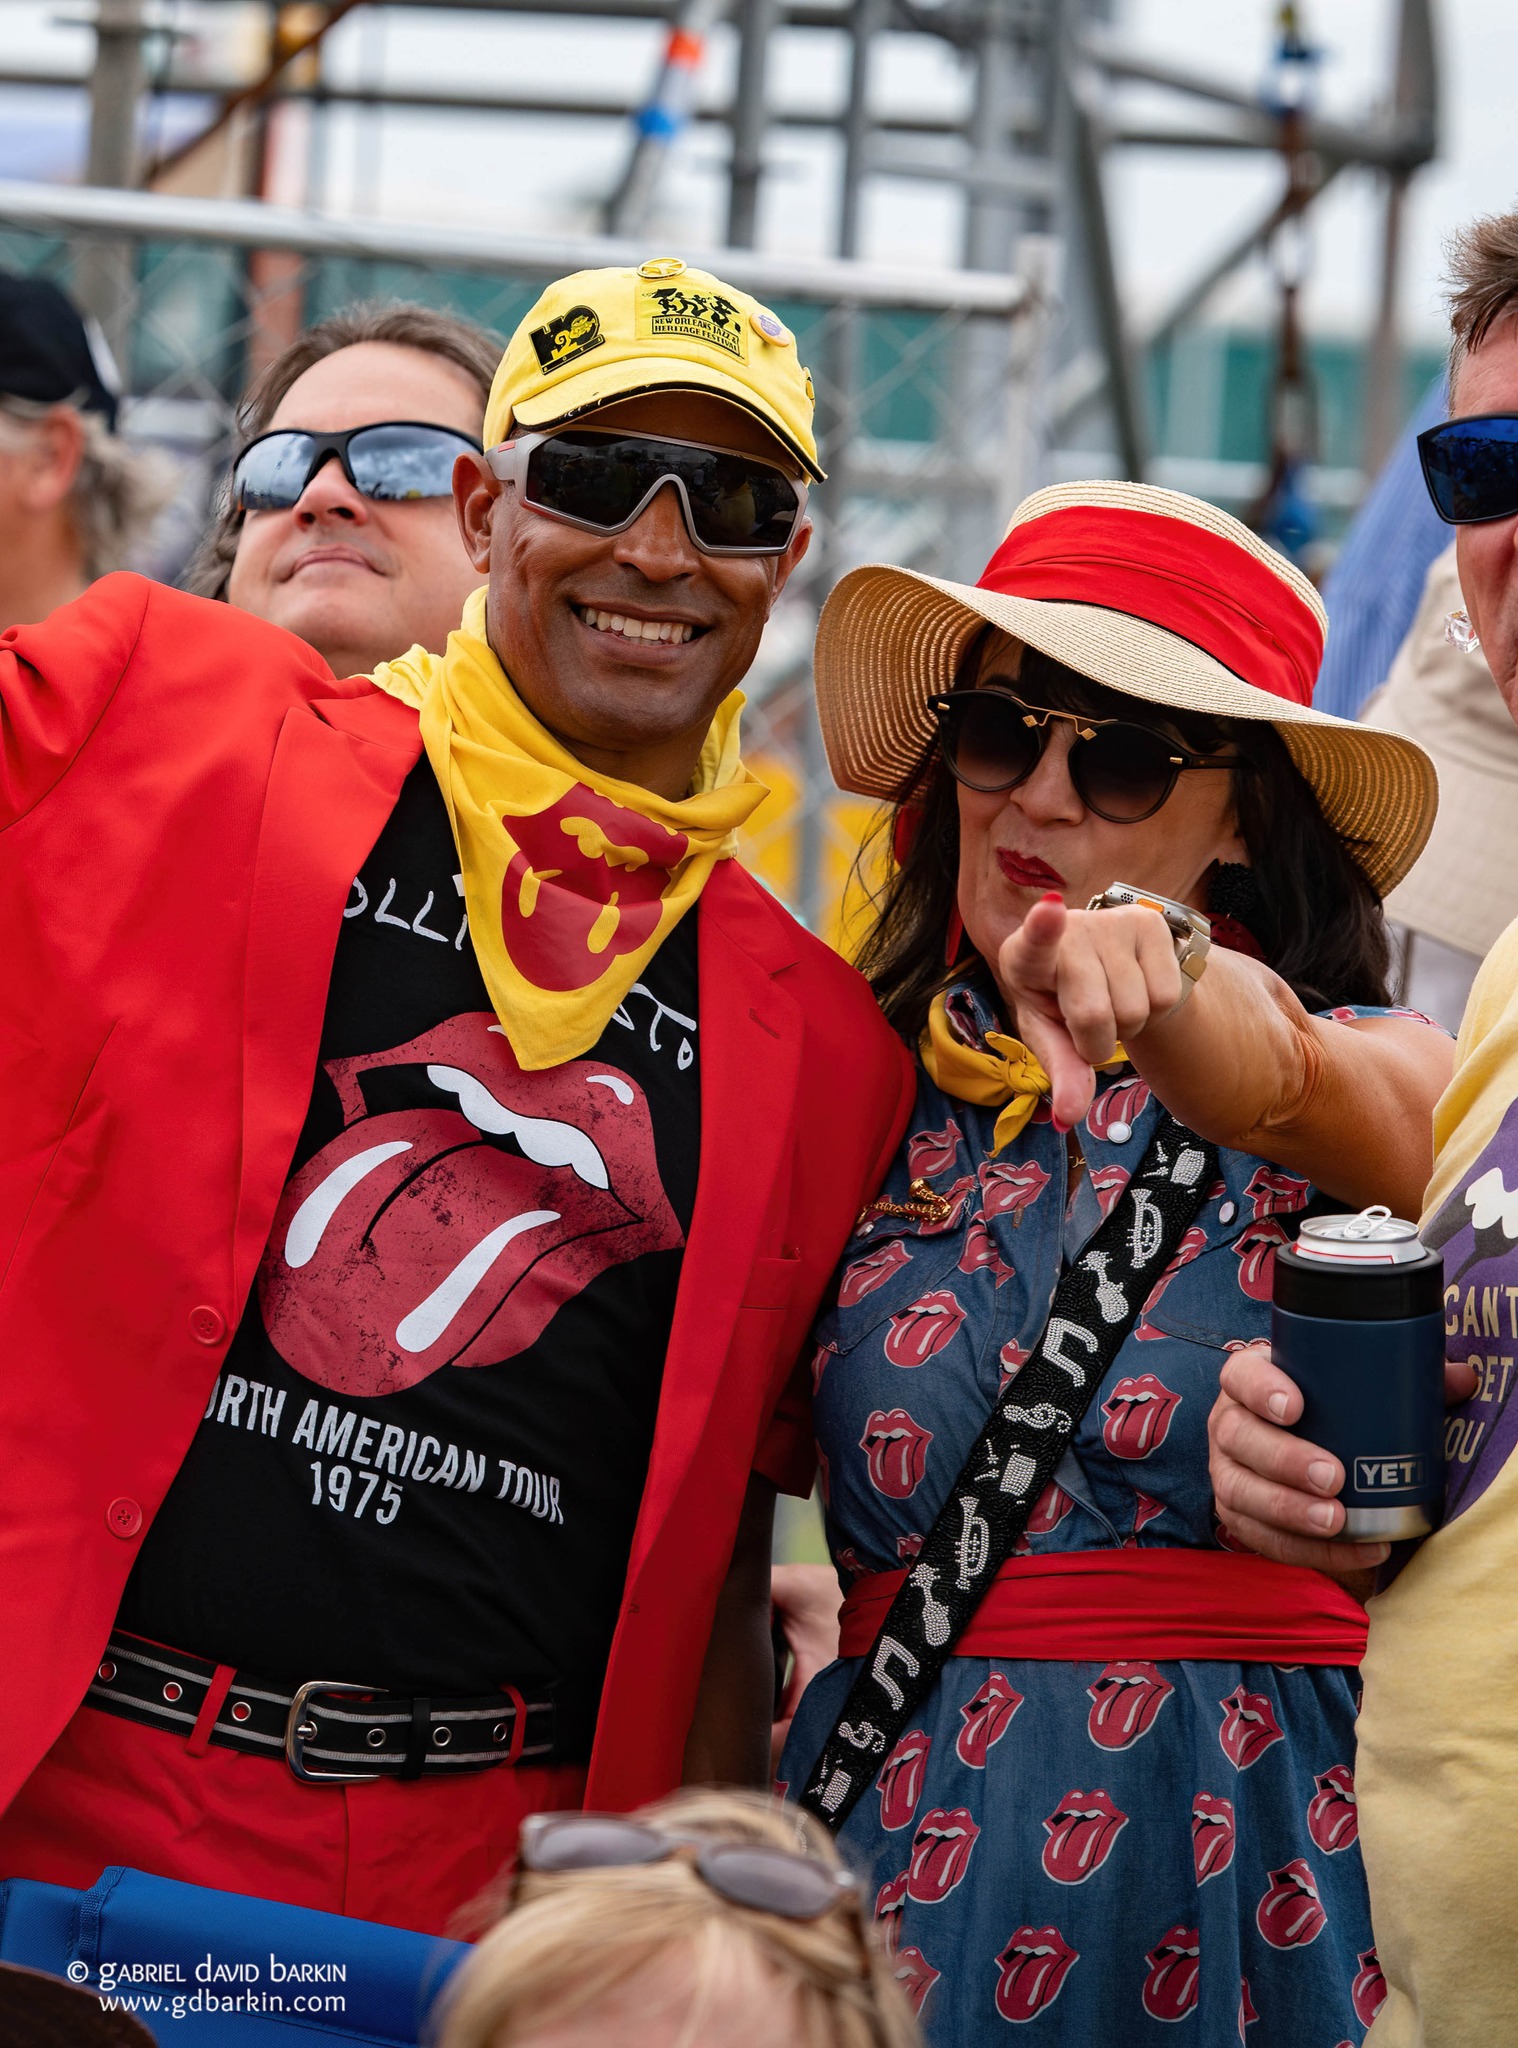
838, 1237, 912, 1306
1028, 1481, 1075, 1535
499, 787, 688, 992
1087, 1662, 1174, 1749
979, 1158, 1050, 1224
1143, 1926, 1201, 2022
893, 1948, 940, 2019
1191, 1792, 1236, 1882
1218, 1684, 1285, 1769
907, 1117, 962, 1178
905, 1808, 979, 1902
1087, 1078, 1150, 1140
1306, 1764, 1359, 1853
1101, 1373, 1182, 1458
1041, 1788, 1128, 1884
861, 1409, 933, 1499
1352, 1948, 1388, 2027
883, 1290, 966, 1367
1256, 1858, 1328, 1949
1239, 1977, 1260, 2035
877, 1730, 931, 1832
873, 1872, 909, 1960
258, 1012, 681, 1396
955, 1672, 1024, 1768
994, 1926, 1078, 2023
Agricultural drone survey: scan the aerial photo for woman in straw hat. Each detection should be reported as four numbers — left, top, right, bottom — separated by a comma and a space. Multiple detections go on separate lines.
779, 483, 1452, 2045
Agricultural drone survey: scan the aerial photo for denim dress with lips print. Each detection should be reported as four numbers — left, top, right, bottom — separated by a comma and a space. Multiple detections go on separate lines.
779, 981, 1395, 2048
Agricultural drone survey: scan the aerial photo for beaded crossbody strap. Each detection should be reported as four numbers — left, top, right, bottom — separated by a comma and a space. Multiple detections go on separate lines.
800, 1113, 1218, 1831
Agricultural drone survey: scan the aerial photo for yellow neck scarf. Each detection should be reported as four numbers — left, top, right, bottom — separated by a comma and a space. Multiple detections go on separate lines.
372, 588, 767, 1070
919, 991, 1051, 1155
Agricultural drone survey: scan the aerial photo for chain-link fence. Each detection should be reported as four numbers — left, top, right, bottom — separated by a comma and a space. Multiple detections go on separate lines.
0, 181, 1048, 948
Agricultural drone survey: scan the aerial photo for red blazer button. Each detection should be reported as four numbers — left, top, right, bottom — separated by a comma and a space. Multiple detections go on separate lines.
106, 1497, 143, 1539
188, 1305, 225, 1345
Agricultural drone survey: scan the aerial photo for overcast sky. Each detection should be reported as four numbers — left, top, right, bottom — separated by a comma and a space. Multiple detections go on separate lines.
3, 0, 1514, 342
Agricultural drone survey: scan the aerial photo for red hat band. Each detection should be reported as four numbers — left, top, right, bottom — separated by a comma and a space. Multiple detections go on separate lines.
977, 505, 1322, 708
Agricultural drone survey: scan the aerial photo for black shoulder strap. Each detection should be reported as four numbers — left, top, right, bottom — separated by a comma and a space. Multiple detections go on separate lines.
800, 1112, 1219, 1830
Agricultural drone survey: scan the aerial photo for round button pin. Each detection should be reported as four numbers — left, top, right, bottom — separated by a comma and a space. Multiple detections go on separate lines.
188, 1305, 225, 1345
106, 1497, 143, 1539
638, 256, 686, 279
751, 308, 790, 345
1219, 1200, 1238, 1225
1107, 1119, 1133, 1145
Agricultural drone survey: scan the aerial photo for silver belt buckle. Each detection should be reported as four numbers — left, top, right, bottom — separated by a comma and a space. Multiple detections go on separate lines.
284, 1680, 383, 1784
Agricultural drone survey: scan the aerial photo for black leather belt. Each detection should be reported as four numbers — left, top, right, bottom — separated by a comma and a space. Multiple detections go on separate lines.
87, 1631, 558, 1782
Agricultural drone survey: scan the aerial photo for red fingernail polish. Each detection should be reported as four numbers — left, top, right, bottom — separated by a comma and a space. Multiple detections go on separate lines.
1040, 890, 1062, 903
1051, 1114, 1069, 1133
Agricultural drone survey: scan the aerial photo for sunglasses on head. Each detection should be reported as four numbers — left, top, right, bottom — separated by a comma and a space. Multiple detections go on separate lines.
933, 682, 1241, 824
232, 421, 479, 513
515, 1813, 859, 1921
486, 427, 808, 556
1418, 413, 1518, 525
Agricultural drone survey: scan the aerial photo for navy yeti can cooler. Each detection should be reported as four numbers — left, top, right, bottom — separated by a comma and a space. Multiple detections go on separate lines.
1271, 1206, 1446, 1541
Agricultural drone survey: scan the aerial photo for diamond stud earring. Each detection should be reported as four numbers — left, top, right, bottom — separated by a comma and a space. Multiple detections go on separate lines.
1445, 609, 1482, 655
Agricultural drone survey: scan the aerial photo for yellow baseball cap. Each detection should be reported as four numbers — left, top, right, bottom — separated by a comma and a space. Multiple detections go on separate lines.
483, 256, 823, 481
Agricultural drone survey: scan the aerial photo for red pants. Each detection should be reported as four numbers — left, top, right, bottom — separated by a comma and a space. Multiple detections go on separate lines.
0, 1704, 587, 1938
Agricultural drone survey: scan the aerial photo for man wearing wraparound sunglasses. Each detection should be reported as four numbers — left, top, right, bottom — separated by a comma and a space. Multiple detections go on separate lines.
0, 260, 914, 1937
1206, 209, 1518, 2047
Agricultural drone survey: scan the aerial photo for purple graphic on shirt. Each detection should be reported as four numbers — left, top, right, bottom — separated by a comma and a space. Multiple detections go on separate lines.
1423, 1095, 1518, 1519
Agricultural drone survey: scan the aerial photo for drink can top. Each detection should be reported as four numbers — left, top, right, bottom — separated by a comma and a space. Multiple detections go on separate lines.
1294, 1205, 1426, 1266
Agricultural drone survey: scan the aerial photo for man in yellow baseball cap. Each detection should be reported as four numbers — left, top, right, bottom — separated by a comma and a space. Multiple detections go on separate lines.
0, 259, 913, 1938
485, 256, 822, 480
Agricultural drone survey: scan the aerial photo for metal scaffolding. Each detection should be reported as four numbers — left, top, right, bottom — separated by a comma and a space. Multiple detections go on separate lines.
0, 0, 1443, 918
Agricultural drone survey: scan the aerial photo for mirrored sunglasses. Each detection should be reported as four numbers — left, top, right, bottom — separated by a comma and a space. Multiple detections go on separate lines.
932, 683, 1240, 825
1418, 413, 1518, 525
232, 421, 479, 512
487, 428, 807, 556
516, 1813, 858, 1921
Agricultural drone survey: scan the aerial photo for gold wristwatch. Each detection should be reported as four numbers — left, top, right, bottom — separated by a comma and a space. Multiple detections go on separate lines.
1086, 882, 1212, 1002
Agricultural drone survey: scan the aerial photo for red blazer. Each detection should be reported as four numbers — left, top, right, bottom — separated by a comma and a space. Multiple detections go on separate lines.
0, 575, 914, 1817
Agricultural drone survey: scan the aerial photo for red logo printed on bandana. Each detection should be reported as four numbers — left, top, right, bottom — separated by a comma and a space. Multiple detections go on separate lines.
501, 787, 689, 992
259, 1013, 681, 1396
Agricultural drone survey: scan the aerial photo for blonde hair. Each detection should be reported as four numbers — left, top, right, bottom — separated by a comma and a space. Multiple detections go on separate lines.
0, 395, 178, 578
434, 1791, 921, 2048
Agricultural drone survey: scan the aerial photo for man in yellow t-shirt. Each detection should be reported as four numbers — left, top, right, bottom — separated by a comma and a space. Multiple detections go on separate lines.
1209, 206, 1518, 2045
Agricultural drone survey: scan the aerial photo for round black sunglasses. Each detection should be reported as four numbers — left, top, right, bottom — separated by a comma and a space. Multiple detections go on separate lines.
933, 683, 1241, 824
1418, 413, 1518, 525
232, 421, 479, 513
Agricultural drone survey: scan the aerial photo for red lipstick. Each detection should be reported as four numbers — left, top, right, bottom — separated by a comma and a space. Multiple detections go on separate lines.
997, 849, 1065, 890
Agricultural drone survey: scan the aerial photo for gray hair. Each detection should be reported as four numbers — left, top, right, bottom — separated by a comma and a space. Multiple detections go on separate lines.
0, 393, 179, 579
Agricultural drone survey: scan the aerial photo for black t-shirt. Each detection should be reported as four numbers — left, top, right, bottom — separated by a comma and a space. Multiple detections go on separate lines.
119, 760, 700, 1746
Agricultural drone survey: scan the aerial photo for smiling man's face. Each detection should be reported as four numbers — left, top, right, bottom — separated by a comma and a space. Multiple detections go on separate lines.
226, 339, 485, 677
455, 390, 811, 799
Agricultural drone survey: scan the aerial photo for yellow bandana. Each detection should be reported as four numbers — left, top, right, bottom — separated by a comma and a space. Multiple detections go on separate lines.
919, 991, 1051, 1156
372, 588, 767, 1070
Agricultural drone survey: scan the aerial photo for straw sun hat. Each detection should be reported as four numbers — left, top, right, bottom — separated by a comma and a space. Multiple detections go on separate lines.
814, 481, 1437, 899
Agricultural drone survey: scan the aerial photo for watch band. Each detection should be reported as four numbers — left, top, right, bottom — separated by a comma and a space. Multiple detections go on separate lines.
1085, 882, 1212, 997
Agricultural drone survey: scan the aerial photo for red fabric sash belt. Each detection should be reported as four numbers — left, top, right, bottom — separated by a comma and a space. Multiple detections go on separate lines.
838, 1548, 1368, 1666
